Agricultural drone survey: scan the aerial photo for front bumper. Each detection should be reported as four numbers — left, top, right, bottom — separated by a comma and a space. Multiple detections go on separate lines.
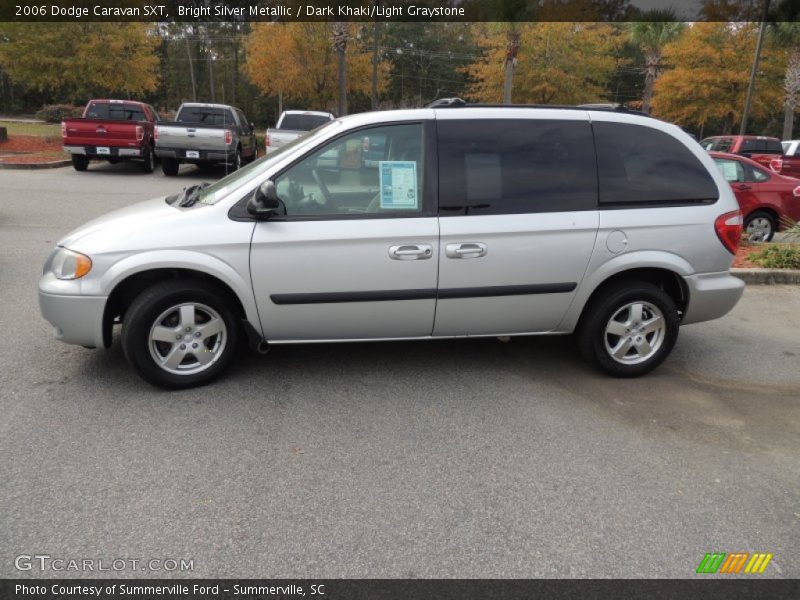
39, 290, 107, 349
681, 271, 745, 325
64, 145, 142, 158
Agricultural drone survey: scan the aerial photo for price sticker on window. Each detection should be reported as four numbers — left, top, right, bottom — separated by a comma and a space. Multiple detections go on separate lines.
379, 161, 418, 210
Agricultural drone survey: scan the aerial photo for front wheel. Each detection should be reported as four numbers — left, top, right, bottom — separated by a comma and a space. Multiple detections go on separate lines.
122, 280, 240, 389
578, 281, 679, 377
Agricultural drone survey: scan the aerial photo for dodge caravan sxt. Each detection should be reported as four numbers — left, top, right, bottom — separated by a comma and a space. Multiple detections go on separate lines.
39, 106, 745, 388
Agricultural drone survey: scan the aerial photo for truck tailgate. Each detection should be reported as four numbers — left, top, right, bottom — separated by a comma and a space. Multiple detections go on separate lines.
63, 118, 142, 148
266, 129, 304, 152
156, 124, 229, 151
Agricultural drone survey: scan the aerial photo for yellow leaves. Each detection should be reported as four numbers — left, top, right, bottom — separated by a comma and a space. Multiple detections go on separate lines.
464, 23, 622, 105
0, 23, 160, 100
244, 23, 388, 109
653, 22, 785, 129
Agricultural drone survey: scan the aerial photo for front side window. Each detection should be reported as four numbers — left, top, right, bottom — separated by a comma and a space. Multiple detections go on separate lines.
437, 119, 597, 215
594, 122, 718, 206
273, 123, 425, 218
714, 158, 744, 183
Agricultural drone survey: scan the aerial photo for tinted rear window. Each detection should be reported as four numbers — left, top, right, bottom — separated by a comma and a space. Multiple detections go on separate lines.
280, 114, 333, 131
437, 119, 598, 214
85, 102, 146, 121
594, 122, 718, 206
177, 107, 235, 125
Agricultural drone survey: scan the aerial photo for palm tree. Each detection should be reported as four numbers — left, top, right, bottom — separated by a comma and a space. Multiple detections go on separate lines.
628, 12, 685, 114
772, 22, 800, 140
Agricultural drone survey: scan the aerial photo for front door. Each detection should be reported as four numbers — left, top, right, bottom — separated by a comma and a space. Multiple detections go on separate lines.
250, 121, 439, 341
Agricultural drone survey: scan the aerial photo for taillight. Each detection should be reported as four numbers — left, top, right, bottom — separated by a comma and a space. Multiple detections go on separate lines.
61, 122, 66, 138
793, 185, 800, 198
154, 126, 159, 142
769, 157, 783, 173
135, 125, 144, 142
715, 210, 743, 254
224, 130, 232, 145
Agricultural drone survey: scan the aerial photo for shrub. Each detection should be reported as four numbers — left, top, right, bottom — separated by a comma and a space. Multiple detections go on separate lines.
35, 104, 84, 123
748, 244, 800, 269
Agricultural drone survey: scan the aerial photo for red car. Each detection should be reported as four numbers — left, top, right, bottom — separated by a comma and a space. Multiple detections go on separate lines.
702, 135, 785, 174
711, 151, 800, 241
62, 99, 159, 173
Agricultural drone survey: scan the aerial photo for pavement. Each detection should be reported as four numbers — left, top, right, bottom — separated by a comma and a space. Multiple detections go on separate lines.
1, 163, 799, 579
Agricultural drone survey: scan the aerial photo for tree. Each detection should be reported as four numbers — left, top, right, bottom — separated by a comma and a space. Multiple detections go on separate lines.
0, 23, 159, 103
465, 23, 622, 105
772, 22, 800, 139
244, 23, 387, 113
628, 13, 685, 114
652, 23, 785, 134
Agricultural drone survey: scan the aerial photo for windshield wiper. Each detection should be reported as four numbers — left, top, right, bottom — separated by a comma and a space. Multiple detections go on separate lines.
176, 182, 210, 207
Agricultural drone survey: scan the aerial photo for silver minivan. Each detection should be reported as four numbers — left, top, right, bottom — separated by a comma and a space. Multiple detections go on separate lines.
39, 106, 745, 388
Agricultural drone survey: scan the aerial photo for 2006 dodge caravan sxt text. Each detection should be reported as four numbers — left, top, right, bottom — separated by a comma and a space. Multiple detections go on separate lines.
39, 106, 745, 389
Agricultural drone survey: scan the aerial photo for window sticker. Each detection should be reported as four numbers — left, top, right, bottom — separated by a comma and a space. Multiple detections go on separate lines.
379, 161, 418, 209
715, 161, 739, 182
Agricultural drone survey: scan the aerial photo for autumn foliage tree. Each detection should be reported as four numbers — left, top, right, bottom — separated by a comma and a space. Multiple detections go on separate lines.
244, 23, 388, 113
652, 22, 785, 134
0, 23, 160, 103
465, 23, 622, 105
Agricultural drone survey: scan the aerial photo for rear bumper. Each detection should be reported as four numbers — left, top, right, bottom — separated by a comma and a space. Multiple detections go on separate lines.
64, 145, 142, 158
682, 271, 745, 325
155, 146, 235, 162
38, 290, 107, 349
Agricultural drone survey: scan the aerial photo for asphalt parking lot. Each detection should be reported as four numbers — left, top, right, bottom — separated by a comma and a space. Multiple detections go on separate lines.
1, 162, 799, 578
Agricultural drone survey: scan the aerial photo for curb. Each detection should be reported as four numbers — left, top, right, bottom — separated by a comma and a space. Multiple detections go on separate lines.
731, 268, 800, 285
0, 159, 71, 170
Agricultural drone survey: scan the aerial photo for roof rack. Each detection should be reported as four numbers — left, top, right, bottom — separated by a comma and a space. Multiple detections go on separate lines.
425, 97, 649, 117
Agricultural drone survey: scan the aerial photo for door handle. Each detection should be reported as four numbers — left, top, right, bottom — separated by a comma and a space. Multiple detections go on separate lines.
389, 244, 432, 260
445, 242, 488, 259
736, 184, 752, 191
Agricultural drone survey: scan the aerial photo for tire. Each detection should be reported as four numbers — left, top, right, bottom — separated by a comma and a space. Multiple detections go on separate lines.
121, 279, 240, 389
232, 148, 242, 171
578, 280, 680, 378
744, 211, 776, 242
140, 147, 155, 173
71, 154, 89, 172
161, 157, 179, 176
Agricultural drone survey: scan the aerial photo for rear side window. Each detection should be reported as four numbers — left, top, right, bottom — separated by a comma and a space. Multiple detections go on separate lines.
594, 122, 718, 206
177, 107, 235, 125
86, 102, 146, 121
437, 119, 597, 214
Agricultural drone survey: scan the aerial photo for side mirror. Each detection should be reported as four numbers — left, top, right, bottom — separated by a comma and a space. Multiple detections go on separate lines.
246, 180, 281, 219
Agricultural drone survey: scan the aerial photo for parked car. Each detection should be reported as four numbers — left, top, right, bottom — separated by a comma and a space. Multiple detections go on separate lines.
265, 110, 335, 153
154, 103, 257, 176
40, 105, 744, 389
700, 135, 785, 174
62, 99, 159, 173
779, 140, 800, 179
710, 151, 800, 241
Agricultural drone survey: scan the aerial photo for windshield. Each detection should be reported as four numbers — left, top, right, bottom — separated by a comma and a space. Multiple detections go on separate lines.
280, 114, 332, 131
197, 120, 341, 205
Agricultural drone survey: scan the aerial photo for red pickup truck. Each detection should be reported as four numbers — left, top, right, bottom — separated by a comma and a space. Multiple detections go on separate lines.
62, 99, 159, 173
701, 135, 785, 174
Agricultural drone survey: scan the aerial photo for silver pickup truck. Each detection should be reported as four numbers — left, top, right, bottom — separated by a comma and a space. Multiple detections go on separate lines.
265, 110, 335, 153
155, 103, 257, 175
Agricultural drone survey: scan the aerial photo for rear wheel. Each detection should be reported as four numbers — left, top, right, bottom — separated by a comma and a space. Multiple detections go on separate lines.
161, 157, 179, 176
71, 154, 89, 171
122, 280, 240, 389
744, 211, 775, 242
232, 148, 242, 171
140, 147, 155, 173
578, 280, 679, 377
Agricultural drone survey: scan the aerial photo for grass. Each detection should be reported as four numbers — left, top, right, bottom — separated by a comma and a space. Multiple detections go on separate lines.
747, 244, 800, 269
0, 120, 61, 137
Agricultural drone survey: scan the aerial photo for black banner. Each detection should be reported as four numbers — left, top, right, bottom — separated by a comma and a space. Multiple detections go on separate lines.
2, 0, 800, 23
2, 579, 800, 600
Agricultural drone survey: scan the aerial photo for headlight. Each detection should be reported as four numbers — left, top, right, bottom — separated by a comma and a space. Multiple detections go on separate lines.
50, 247, 92, 280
